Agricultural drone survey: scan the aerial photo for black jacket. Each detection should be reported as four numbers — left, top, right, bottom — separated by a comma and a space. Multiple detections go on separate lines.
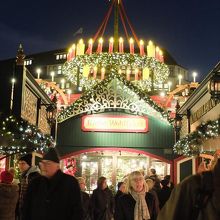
90, 187, 114, 220
158, 186, 171, 209
22, 170, 83, 220
81, 191, 91, 220
115, 192, 157, 220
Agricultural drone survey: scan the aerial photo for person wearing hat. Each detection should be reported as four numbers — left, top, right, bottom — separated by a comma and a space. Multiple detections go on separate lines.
22, 147, 83, 220
0, 170, 19, 220
17, 153, 40, 220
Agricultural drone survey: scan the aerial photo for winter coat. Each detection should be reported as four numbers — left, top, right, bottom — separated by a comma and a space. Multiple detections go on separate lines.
157, 185, 171, 209
115, 192, 158, 220
22, 169, 83, 220
115, 190, 124, 204
90, 187, 114, 220
157, 164, 220, 220
0, 183, 19, 220
81, 191, 91, 220
18, 166, 40, 213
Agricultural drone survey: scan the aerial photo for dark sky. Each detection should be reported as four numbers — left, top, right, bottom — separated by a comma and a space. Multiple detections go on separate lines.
1, 0, 220, 81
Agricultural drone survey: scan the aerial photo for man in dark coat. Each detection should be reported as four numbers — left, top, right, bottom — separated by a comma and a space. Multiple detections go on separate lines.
90, 176, 114, 220
22, 148, 83, 220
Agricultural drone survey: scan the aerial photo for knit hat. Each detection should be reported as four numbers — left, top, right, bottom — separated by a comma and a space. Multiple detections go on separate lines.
19, 154, 32, 166
43, 148, 60, 163
1, 171, 13, 184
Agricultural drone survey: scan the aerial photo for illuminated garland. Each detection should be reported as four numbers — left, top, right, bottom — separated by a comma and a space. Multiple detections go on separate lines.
58, 69, 173, 124
0, 115, 54, 158
62, 53, 170, 91
174, 119, 220, 157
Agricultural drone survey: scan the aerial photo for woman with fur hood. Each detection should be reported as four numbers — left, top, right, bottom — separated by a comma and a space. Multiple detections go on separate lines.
0, 170, 19, 220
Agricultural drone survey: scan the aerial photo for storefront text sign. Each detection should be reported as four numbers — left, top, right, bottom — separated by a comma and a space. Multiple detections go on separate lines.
191, 99, 218, 124
82, 115, 149, 133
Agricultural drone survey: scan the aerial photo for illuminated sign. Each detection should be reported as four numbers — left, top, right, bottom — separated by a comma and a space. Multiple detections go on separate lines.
82, 115, 149, 133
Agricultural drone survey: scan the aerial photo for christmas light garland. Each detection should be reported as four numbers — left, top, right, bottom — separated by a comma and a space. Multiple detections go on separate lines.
174, 119, 220, 157
58, 69, 173, 124
62, 53, 170, 91
0, 115, 54, 158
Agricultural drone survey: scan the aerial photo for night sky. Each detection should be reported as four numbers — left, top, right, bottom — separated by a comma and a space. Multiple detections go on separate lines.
1, 0, 220, 81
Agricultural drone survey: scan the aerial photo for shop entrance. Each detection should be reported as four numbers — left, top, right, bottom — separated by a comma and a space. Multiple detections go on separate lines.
61, 148, 171, 194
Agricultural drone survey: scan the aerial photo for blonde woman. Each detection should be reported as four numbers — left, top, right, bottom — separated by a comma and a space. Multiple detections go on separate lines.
115, 171, 157, 220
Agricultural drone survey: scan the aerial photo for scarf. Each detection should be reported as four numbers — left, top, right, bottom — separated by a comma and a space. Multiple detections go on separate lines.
130, 189, 151, 220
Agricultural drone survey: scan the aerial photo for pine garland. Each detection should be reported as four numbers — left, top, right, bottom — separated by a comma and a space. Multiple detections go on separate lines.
0, 115, 54, 158
174, 119, 220, 156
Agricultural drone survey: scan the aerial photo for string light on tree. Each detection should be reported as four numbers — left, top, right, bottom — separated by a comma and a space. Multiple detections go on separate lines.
192, 72, 197, 82
168, 81, 172, 92
61, 79, 65, 89
51, 71, 55, 82
10, 78, 16, 110
178, 74, 183, 85
36, 68, 41, 79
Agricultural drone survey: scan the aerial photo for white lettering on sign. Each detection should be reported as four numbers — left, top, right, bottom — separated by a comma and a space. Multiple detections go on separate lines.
82, 115, 149, 133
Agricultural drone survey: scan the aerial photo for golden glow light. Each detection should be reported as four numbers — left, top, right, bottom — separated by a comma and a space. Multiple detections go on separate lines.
109, 37, 114, 43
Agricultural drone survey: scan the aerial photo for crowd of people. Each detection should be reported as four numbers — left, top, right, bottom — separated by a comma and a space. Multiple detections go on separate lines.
0, 148, 219, 220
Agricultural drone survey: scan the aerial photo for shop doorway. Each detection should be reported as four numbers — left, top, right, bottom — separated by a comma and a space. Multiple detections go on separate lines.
61, 148, 171, 194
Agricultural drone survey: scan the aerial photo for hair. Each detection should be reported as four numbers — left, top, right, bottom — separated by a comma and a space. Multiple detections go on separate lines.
97, 176, 107, 189
150, 168, 156, 175
145, 178, 154, 190
77, 177, 85, 184
117, 181, 124, 190
125, 171, 148, 194
8, 168, 15, 176
161, 179, 169, 187
164, 175, 171, 181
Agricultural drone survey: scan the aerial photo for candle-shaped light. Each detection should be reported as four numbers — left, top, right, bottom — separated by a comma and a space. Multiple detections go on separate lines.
147, 41, 155, 57
109, 37, 114, 54
51, 71, 55, 82
101, 67, 105, 80
178, 74, 183, 85
155, 47, 160, 60
36, 68, 41, 79
67, 47, 72, 61
118, 69, 122, 74
76, 39, 85, 56
192, 72, 197, 82
135, 68, 139, 81
139, 40, 145, 56
168, 81, 172, 92
97, 38, 103, 53
126, 69, 131, 81
129, 38, 134, 54
71, 44, 76, 58
93, 66, 97, 79
61, 78, 65, 89
10, 78, 16, 110
119, 37, 124, 53
159, 50, 164, 62
67, 89, 72, 102
87, 39, 93, 55
142, 68, 150, 80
